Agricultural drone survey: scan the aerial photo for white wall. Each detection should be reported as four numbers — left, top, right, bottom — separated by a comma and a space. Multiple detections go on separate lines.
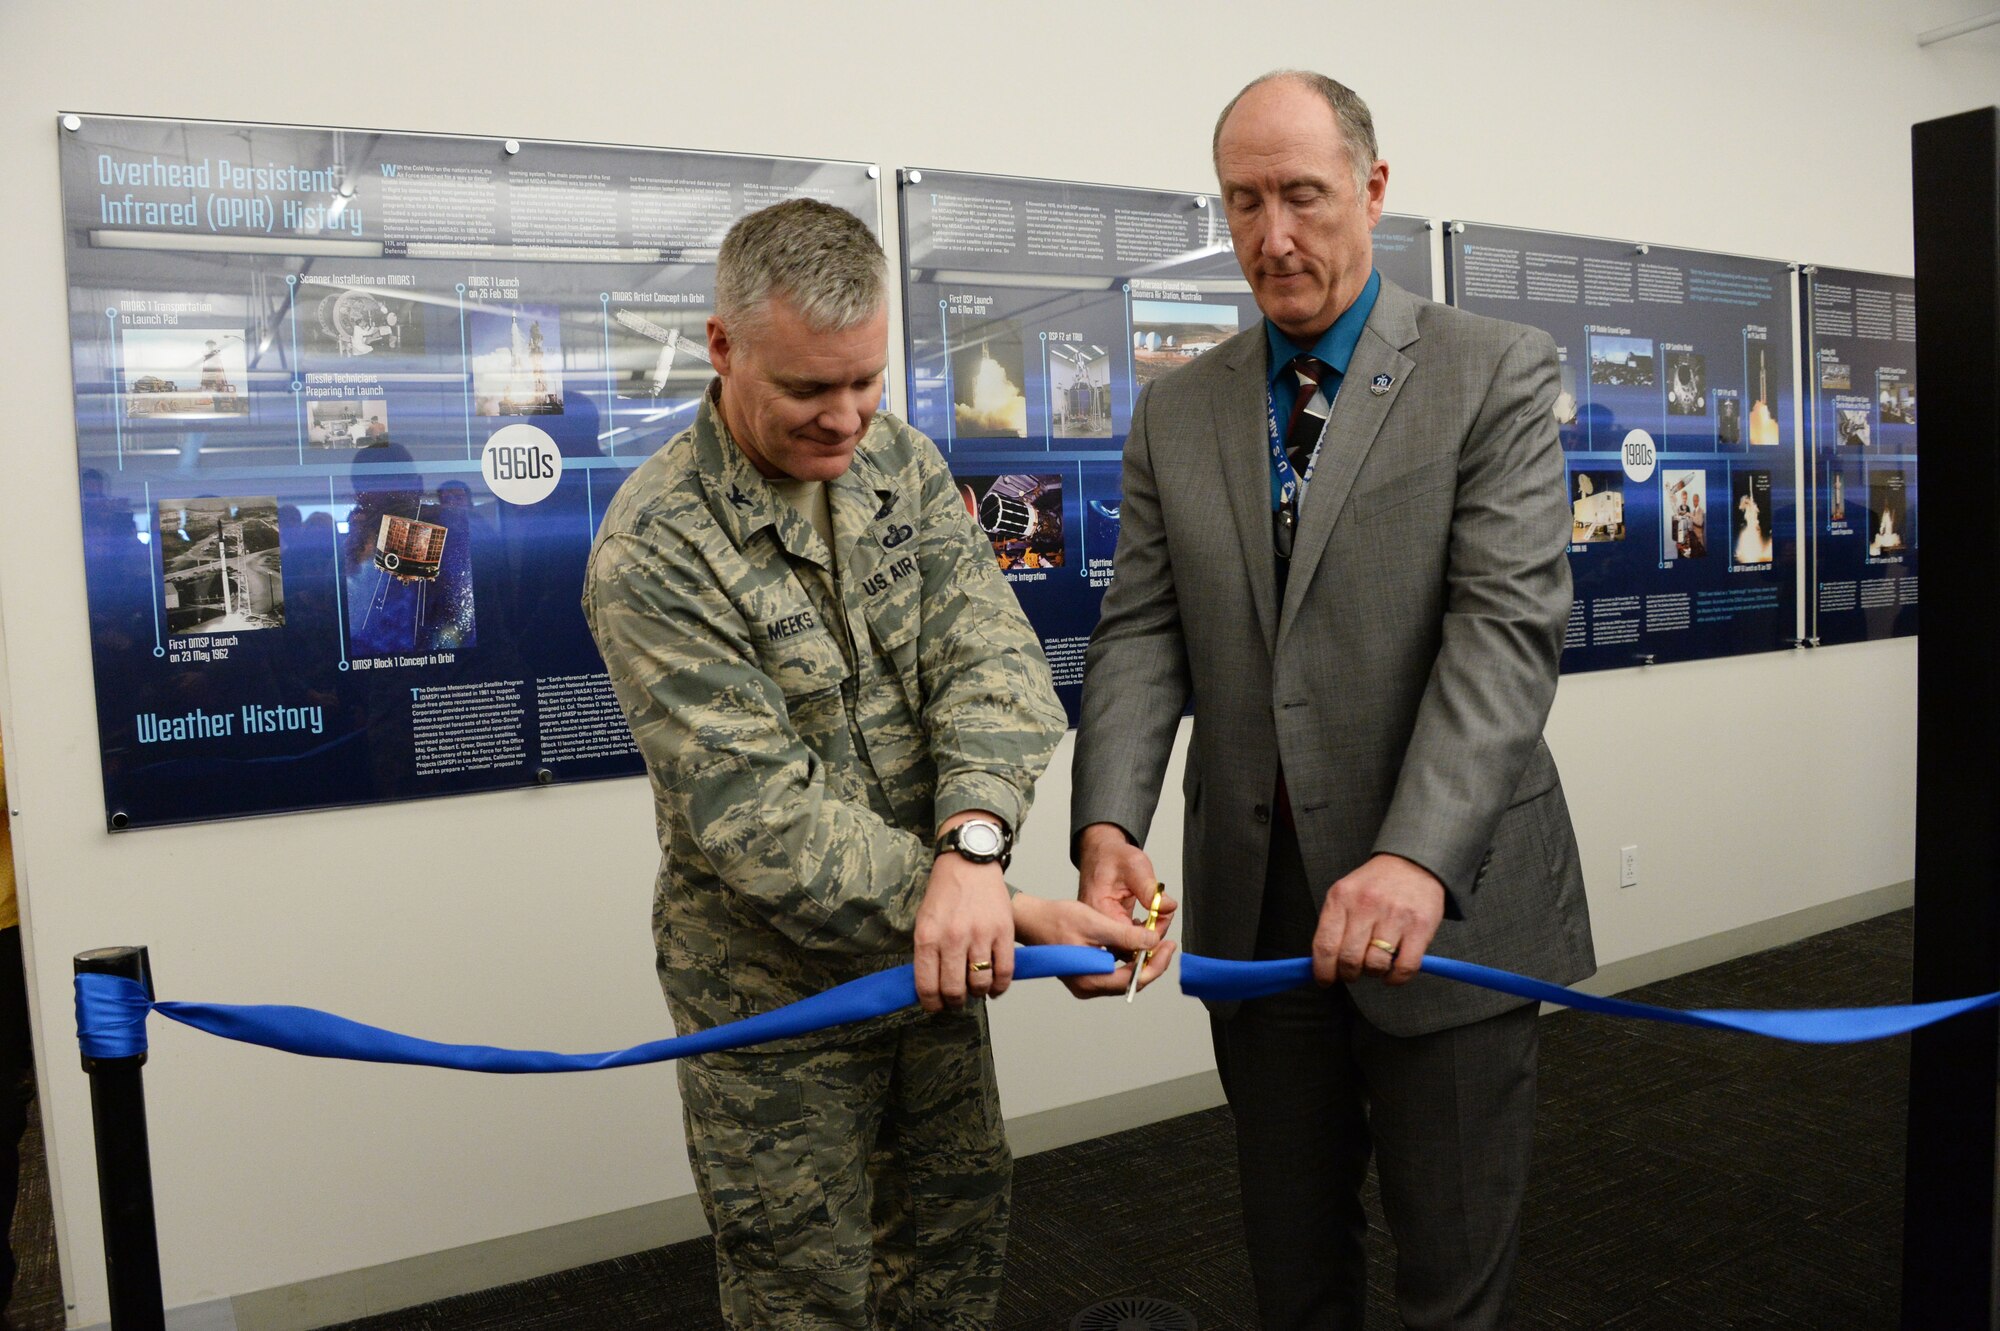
1, 1, 1994, 1323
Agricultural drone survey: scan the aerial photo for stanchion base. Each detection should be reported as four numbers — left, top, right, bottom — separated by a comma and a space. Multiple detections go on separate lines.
1071, 1296, 1197, 1330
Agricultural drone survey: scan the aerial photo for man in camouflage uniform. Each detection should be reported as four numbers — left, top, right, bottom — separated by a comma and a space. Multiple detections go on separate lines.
585, 199, 1169, 1329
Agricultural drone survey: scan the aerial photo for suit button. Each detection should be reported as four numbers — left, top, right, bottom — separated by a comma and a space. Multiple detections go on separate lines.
1253, 804, 1270, 824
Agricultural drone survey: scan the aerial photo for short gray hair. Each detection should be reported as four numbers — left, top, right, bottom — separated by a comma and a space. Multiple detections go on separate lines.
714, 198, 886, 336
1212, 70, 1379, 195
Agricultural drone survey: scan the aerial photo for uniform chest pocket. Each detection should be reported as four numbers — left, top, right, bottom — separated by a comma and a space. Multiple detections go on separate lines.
751, 611, 851, 699
868, 610, 921, 693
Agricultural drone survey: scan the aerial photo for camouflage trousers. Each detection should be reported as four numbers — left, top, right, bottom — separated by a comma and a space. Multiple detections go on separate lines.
678, 1005, 1010, 1329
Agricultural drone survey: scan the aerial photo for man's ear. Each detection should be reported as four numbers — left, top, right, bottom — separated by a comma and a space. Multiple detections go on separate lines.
1364, 158, 1390, 227
707, 315, 734, 377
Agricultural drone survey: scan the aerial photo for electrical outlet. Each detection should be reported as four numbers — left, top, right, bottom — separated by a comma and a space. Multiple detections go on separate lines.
1618, 845, 1639, 888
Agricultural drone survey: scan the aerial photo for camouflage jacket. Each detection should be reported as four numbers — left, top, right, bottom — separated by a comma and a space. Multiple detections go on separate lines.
584, 391, 1065, 1042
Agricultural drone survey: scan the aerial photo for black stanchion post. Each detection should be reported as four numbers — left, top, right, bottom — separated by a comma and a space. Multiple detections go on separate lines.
1905, 106, 2000, 1331
75, 946, 166, 1331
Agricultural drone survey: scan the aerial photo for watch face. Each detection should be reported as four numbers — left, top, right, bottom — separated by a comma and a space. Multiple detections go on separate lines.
958, 822, 1003, 857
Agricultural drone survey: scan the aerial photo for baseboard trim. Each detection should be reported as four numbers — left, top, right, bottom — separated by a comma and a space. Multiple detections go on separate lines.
227, 1195, 710, 1331
138, 884, 1904, 1331
73, 1295, 236, 1331
1565, 879, 1913, 1003
1005, 1069, 1227, 1157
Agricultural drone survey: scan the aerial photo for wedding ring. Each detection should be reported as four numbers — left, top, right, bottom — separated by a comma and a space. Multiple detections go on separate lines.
1368, 939, 1397, 955
969, 960, 993, 972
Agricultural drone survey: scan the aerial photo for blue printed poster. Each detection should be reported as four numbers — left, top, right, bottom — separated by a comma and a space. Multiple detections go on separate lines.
898, 166, 1433, 720
1801, 267, 1917, 645
1446, 223, 1801, 672
60, 113, 879, 828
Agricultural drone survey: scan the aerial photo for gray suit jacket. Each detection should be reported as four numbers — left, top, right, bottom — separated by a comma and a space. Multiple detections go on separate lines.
1072, 277, 1595, 1037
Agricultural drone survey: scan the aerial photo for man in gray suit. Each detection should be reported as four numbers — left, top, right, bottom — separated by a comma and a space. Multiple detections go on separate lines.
1070, 71, 1595, 1329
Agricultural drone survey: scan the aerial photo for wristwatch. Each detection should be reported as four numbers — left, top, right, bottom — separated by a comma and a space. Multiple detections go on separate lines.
935, 816, 1013, 869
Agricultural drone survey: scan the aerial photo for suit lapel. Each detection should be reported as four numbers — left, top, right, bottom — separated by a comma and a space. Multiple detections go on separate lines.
1211, 328, 1279, 655
1278, 281, 1422, 645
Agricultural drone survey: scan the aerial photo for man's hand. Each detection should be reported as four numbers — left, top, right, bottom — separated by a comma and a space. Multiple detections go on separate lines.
1312, 853, 1445, 987
1070, 823, 1179, 997
1015, 894, 1177, 998
914, 814, 1016, 1013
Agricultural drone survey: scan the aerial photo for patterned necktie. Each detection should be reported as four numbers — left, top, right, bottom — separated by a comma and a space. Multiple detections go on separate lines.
1282, 354, 1335, 477
1273, 354, 1333, 822
1273, 355, 1334, 568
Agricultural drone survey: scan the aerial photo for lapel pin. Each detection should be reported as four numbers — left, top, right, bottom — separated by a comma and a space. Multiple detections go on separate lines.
1370, 373, 1393, 395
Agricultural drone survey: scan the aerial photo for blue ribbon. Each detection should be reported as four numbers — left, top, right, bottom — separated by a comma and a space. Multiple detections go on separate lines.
77, 942, 1993, 1072
1178, 953, 1999, 1044
74, 944, 1116, 1072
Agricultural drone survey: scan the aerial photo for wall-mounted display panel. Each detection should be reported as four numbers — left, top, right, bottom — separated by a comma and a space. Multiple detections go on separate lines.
1446, 222, 1801, 672
1802, 266, 1918, 645
898, 165, 1432, 720
59, 113, 880, 828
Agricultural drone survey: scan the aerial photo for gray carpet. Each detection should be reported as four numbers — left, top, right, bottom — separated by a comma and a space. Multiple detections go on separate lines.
306, 909, 1912, 1330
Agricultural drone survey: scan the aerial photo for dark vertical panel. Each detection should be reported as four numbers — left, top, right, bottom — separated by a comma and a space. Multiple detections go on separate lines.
1904, 105, 2000, 1331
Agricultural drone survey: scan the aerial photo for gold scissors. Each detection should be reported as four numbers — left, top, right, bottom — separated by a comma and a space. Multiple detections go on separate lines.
1125, 883, 1166, 1003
